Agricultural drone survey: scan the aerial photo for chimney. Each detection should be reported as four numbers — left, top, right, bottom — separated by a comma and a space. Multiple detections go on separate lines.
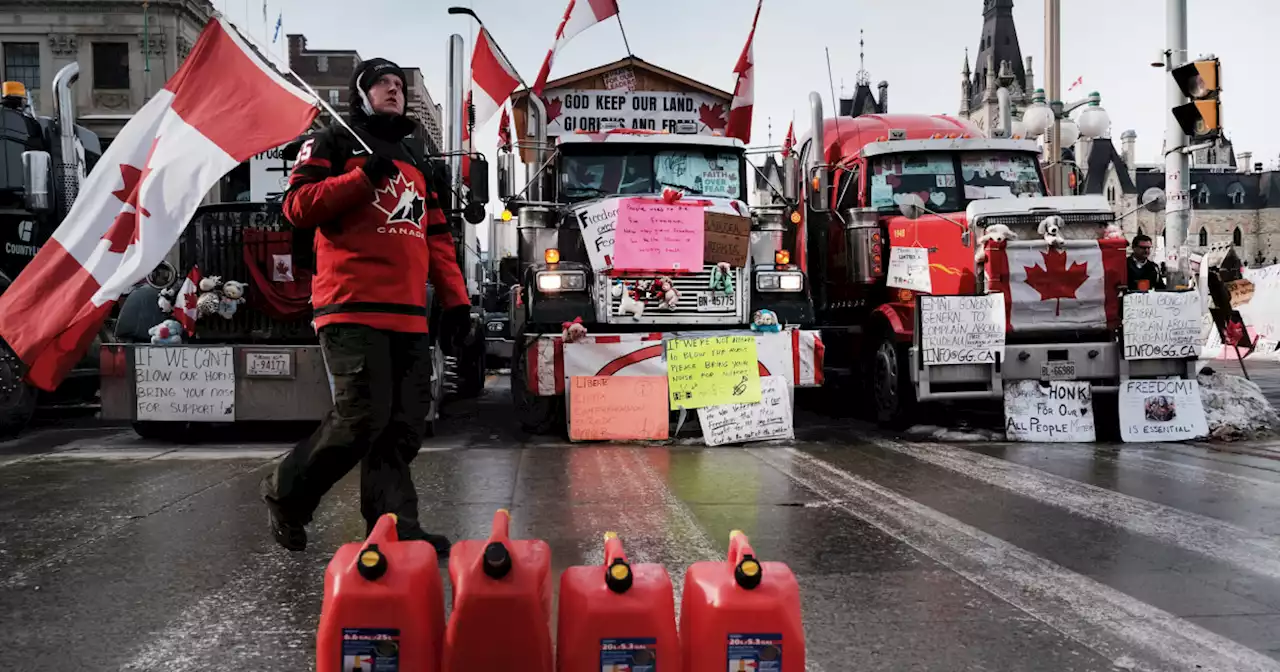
838, 97, 854, 117
1238, 152, 1252, 173
1024, 56, 1035, 94
1120, 129, 1137, 168
877, 80, 889, 113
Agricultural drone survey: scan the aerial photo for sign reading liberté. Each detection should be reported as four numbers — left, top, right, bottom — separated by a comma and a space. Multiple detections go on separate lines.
542, 88, 729, 136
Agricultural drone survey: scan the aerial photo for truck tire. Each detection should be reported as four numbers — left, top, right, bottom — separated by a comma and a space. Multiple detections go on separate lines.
869, 329, 918, 429
510, 336, 562, 435
454, 334, 487, 399
0, 346, 36, 439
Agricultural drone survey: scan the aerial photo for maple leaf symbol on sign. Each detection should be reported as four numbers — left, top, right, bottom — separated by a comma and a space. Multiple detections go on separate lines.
545, 97, 563, 125
1024, 247, 1090, 316
699, 103, 727, 131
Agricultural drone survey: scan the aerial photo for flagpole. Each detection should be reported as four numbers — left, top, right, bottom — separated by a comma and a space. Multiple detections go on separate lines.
614, 5, 634, 59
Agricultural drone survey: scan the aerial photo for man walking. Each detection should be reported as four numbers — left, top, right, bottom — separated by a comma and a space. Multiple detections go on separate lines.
260, 57, 472, 555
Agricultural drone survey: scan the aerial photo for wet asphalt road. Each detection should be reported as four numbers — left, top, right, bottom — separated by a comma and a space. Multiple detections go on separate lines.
4, 376, 1280, 670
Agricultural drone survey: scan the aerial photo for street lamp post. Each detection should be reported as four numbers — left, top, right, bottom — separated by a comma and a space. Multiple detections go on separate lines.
1022, 89, 1111, 193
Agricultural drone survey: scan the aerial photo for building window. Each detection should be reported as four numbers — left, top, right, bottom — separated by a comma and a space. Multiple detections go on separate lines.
1198, 227, 1208, 247
1195, 184, 1209, 205
1228, 182, 1245, 206
1106, 186, 1116, 203
328, 89, 340, 106
92, 42, 130, 89
3, 43, 39, 93
1233, 227, 1243, 246
316, 55, 329, 73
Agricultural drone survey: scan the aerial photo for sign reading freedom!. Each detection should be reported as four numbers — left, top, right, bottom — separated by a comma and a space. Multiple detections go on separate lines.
543, 88, 729, 135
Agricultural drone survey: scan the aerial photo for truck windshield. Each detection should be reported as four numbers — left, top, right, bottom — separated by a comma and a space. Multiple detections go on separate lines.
559, 145, 745, 202
868, 150, 1046, 212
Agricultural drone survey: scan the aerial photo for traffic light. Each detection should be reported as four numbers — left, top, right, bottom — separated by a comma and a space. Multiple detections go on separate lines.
1171, 58, 1221, 140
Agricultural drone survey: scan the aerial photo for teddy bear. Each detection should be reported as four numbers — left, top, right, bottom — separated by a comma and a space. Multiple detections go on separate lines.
709, 261, 735, 296
561, 316, 588, 343
611, 280, 644, 318
196, 291, 221, 318
1038, 215, 1066, 249
157, 286, 177, 314
655, 276, 681, 310
974, 224, 1018, 265
216, 280, 247, 319
198, 275, 222, 293
750, 309, 782, 332
148, 319, 185, 344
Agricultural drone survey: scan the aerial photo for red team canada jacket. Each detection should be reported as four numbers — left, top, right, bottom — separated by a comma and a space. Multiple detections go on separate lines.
283, 128, 470, 333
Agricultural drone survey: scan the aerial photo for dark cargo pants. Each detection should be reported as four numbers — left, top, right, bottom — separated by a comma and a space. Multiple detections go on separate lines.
262, 323, 434, 535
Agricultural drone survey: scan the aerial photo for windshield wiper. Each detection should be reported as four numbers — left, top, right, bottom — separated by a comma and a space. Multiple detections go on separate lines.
660, 182, 705, 195
565, 186, 609, 198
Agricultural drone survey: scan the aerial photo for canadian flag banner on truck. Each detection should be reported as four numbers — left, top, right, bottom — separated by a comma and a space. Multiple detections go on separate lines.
0, 16, 319, 391
532, 0, 620, 96
984, 239, 1126, 332
725, 0, 762, 143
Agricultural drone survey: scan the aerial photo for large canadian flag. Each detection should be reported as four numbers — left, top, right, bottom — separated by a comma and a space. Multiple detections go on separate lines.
461, 28, 520, 187
985, 239, 1127, 332
532, 0, 620, 96
0, 17, 318, 390
725, 0, 762, 143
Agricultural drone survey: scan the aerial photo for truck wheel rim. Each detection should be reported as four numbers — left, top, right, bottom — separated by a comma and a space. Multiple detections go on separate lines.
875, 341, 898, 413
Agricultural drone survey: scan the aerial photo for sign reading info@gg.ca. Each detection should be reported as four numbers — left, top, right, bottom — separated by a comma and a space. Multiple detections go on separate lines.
135, 347, 235, 421
919, 294, 1006, 366
1123, 291, 1203, 359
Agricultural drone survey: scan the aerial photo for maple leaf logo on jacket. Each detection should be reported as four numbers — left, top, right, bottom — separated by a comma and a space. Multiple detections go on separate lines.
372, 171, 425, 228
1024, 247, 1090, 316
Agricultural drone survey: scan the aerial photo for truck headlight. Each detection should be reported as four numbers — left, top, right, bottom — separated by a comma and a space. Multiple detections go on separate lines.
487, 321, 504, 332
536, 270, 586, 292
756, 271, 804, 292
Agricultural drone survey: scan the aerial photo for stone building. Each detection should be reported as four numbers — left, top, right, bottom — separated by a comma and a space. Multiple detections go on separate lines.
959, 0, 1034, 136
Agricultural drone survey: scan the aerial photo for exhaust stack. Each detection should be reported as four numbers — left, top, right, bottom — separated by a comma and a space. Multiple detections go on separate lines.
446, 34, 465, 211
52, 62, 81, 207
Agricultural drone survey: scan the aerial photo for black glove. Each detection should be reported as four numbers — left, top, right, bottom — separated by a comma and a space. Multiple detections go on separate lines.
361, 155, 399, 184
439, 304, 474, 351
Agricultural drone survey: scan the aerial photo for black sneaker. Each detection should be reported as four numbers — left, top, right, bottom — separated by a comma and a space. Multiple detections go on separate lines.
261, 484, 306, 552
400, 527, 452, 558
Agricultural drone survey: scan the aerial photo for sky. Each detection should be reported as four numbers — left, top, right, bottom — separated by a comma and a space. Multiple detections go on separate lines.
225, 0, 1278, 243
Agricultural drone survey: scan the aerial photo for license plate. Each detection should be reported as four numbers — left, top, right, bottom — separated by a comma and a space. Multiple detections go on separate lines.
696, 292, 735, 312
1042, 360, 1076, 380
245, 351, 294, 378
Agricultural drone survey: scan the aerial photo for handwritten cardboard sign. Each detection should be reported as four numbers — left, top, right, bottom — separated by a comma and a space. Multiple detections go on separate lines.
698, 375, 793, 446
1122, 291, 1203, 359
569, 376, 669, 441
666, 335, 760, 409
1003, 380, 1095, 442
613, 198, 705, 272
703, 212, 751, 267
1119, 379, 1208, 443
135, 346, 236, 421
918, 294, 1006, 366
575, 198, 621, 271
887, 246, 932, 293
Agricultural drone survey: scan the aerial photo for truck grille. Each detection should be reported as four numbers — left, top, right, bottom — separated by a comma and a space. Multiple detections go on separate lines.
976, 211, 1116, 242
599, 265, 745, 324
180, 203, 315, 343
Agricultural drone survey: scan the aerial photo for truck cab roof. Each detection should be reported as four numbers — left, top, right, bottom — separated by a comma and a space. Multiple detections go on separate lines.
556, 129, 745, 150
807, 113, 1035, 163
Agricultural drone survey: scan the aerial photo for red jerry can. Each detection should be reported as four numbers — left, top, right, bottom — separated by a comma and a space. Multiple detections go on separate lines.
556, 531, 679, 672
680, 530, 805, 672
316, 513, 446, 672
443, 509, 553, 671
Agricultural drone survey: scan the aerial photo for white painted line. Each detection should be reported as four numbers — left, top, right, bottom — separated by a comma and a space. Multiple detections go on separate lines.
872, 438, 1280, 582
751, 447, 1280, 672
1101, 449, 1280, 491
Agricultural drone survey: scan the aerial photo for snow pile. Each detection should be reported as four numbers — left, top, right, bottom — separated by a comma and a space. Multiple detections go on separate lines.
1197, 370, 1280, 441
906, 424, 1005, 442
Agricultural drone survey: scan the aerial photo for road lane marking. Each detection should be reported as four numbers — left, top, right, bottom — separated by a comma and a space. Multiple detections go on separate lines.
870, 438, 1280, 582
750, 447, 1280, 672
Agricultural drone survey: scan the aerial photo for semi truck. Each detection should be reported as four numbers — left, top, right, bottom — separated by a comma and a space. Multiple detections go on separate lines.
793, 92, 1194, 427
495, 109, 825, 435
0, 64, 104, 436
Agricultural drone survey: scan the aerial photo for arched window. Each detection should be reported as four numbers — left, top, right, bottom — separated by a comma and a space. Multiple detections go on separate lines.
1198, 227, 1209, 247
1196, 184, 1210, 205
1233, 227, 1243, 246
1228, 182, 1246, 206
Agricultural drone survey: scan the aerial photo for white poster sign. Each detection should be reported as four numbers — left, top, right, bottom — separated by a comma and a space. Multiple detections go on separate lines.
697, 376, 794, 446
1122, 291, 1203, 359
135, 347, 236, 421
887, 247, 932, 293
1241, 264, 1280, 349
543, 89, 729, 136
249, 144, 293, 202
1003, 380, 1096, 442
574, 197, 622, 271
603, 67, 636, 92
918, 294, 1006, 366
1119, 379, 1209, 442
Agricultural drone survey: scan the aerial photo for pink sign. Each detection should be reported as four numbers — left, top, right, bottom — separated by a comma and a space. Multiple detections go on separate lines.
612, 198, 705, 271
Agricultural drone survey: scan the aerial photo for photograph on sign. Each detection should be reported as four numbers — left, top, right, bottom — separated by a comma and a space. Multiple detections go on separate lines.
135, 346, 236, 422
887, 246, 932, 293
1122, 291, 1203, 359
569, 376, 669, 441
703, 212, 751, 267
698, 375, 794, 446
666, 335, 760, 409
543, 89, 728, 135
1003, 380, 1095, 442
1119, 379, 1208, 442
918, 294, 1006, 366
612, 198, 705, 271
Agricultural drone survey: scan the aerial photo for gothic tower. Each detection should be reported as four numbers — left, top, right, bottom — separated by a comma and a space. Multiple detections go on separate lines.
961, 0, 1033, 133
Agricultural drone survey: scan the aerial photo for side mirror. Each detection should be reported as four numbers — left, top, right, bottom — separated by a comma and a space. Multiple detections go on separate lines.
783, 154, 800, 201
21, 151, 52, 214
806, 165, 831, 212
1141, 186, 1166, 213
468, 154, 490, 206
463, 201, 486, 225
497, 153, 515, 201
896, 193, 926, 220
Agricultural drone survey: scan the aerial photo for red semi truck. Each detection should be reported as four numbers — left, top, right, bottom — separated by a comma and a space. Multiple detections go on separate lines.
789, 93, 1193, 427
